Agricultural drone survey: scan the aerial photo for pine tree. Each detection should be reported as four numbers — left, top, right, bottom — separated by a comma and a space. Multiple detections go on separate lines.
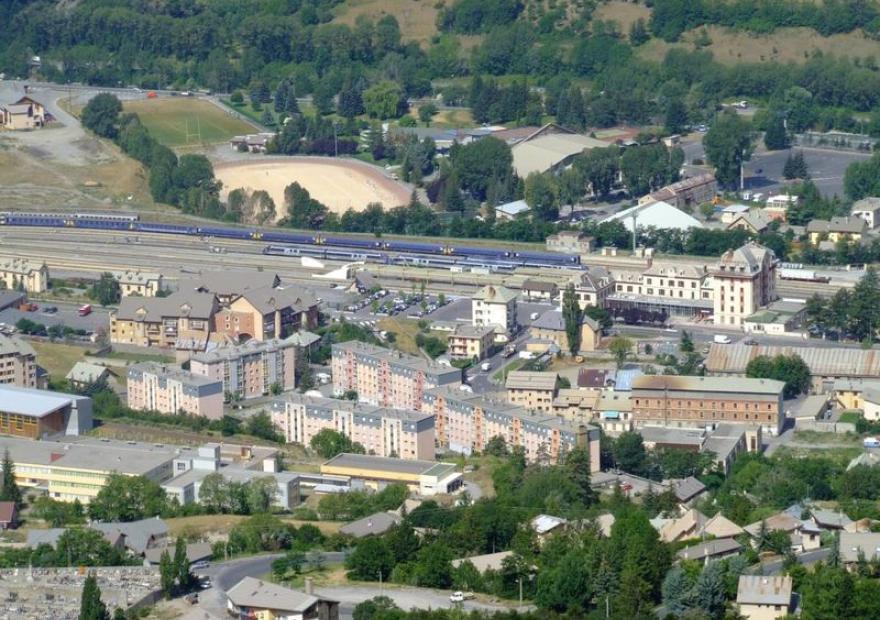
274, 80, 289, 114
285, 84, 300, 116
0, 449, 21, 508
174, 537, 192, 590
561, 283, 583, 355
79, 573, 110, 620
764, 114, 789, 150
159, 549, 175, 598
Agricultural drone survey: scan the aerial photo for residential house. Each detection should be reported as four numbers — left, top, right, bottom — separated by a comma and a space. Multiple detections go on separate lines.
711, 242, 778, 327
546, 231, 593, 255
339, 511, 403, 538
852, 197, 880, 229
720, 204, 751, 224
1, 96, 46, 130
451, 551, 514, 574
810, 508, 853, 531
505, 370, 558, 413
447, 324, 495, 360
225, 577, 339, 620
65, 362, 113, 390
472, 285, 518, 337
531, 514, 567, 543
90, 517, 169, 555
744, 510, 821, 552
727, 210, 772, 234
736, 576, 793, 620
677, 538, 743, 562
112, 271, 163, 297
807, 216, 868, 244
127, 363, 224, 419
0, 334, 37, 388
701, 513, 745, 539
578, 368, 614, 390
180, 271, 281, 306
861, 387, 880, 421
639, 173, 717, 211
0, 258, 49, 293
520, 279, 559, 301
765, 194, 799, 221
0, 502, 18, 530
229, 133, 276, 153
215, 286, 320, 342
658, 509, 708, 543
839, 532, 880, 566
529, 309, 601, 353
833, 379, 880, 410
672, 476, 707, 504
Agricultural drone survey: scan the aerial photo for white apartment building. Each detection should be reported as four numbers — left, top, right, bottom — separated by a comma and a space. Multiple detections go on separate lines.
711, 242, 778, 326
472, 285, 517, 337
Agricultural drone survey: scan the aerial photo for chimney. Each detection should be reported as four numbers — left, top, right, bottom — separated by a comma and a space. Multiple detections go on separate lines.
304, 577, 314, 595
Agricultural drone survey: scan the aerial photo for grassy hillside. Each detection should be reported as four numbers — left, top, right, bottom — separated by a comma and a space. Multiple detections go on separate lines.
332, 0, 441, 45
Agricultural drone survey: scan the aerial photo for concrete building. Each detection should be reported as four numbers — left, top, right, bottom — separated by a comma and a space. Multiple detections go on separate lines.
806, 216, 868, 244
321, 453, 463, 496
270, 393, 435, 460
640, 173, 717, 211
505, 370, 558, 413
0, 435, 176, 503
616, 263, 711, 304
529, 309, 601, 353
603, 200, 703, 232
0, 385, 92, 437
0, 96, 46, 130
447, 324, 495, 360
570, 267, 615, 309
743, 300, 806, 336
472, 285, 518, 337
631, 375, 785, 435
179, 270, 281, 305
112, 271, 163, 297
190, 335, 302, 399
736, 576, 793, 620
0, 334, 37, 388
852, 197, 880, 229
711, 242, 778, 326
226, 577, 339, 620
127, 363, 224, 419
0, 258, 49, 293
331, 341, 461, 410
110, 291, 218, 352
546, 231, 593, 255
423, 386, 600, 467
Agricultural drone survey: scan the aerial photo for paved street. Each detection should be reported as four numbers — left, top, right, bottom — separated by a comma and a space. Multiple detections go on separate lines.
0, 299, 108, 334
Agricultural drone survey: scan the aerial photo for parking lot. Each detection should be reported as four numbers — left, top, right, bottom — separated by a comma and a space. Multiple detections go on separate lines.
0, 301, 109, 335
744, 146, 871, 199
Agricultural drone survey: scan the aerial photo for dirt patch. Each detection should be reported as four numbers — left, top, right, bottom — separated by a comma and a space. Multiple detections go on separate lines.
214, 157, 411, 220
333, 0, 440, 45
593, 1, 651, 32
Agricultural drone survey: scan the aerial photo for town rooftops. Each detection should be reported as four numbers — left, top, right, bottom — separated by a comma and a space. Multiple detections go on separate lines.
840, 532, 880, 562
473, 285, 517, 303
129, 363, 221, 389
603, 200, 703, 232
701, 513, 745, 539
114, 291, 216, 322
0, 334, 35, 357
676, 538, 742, 561
192, 334, 304, 363
180, 270, 280, 297
672, 476, 707, 503
332, 341, 462, 381
0, 257, 45, 275
530, 309, 600, 332
521, 279, 558, 294
451, 551, 513, 573
450, 324, 496, 339
722, 204, 750, 215
806, 216, 868, 234
578, 368, 613, 389
512, 131, 610, 177
339, 511, 402, 538
322, 452, 457, 478
91, 517, 168, 555
531, 514, 567, 535
706, 343, 880, 378
227, 577, 330, 613
715, 241, 776, 274
0, 385, 83, 417
112, 270, 161, 285
736, 576, 792, 606
273, 393, 433, 425
643, 263, 707, 279
237, 285, 318, 314
631, 375, 785, 396
853, 196, 880, 211
505, 370, 558, 391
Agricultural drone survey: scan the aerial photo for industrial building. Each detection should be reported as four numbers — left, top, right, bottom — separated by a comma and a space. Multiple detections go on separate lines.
320, 453, 463, 496
0, 385, 92, 437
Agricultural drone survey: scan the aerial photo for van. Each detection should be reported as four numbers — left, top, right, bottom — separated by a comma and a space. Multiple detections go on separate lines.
481, 362, 491, 372
529, 312, 539, 321
713, 335, 731, 344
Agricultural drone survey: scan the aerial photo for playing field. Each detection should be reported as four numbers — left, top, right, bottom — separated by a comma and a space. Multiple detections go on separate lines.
123, 98, 255, 147
215, 157, 411, 219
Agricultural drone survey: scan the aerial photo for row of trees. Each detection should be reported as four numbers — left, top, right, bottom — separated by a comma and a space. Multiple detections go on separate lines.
804, 268, 880, 341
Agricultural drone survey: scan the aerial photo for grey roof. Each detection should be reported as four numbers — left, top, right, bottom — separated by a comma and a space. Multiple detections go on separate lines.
332, 341, 461, 382
451, 324, 496, 339
715, 242, 775, 272
736, 576, 792, 606
521, 279, 558, 293
238, 285, 318, 315
0, 258, 45, 275
180, 271, 280, 296
631, 375, 784, 396
572, 266, 612, 291
473, 285, 517, 303
66, 361, 111, 384
840, 532, 880, 562
676, 538, 742, 560
129, 362, 222, 388
114, 291, 217, 322
0, 385, 83, 417
530, 309, 599, 332
495, 200, 530, 216
91, 517, 168, 554
451, 551, 513, 573
26, 528, 65, 548
274, 393, 433, 425
339, 511, 402, 538
0, 334, 34, 357
672, 476, 707, 502
192, 334, 303, 364
638, 426, 705, 447
505, 370, 558, 391
323, 452, 454, 477
512, 132, 610, 176
227, 576, 329, 612
707, 343, 880, 378
178, 609, 225, 620
0, 291, 25, 311
112, 270, 161, 285
811, 508, 853, 529
853, 197, 880, 211
144, 541, 212, 565
806, 216, 867, 234
848, 451, 880, 470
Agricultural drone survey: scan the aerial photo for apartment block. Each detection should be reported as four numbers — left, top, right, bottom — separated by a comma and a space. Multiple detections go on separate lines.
271, 393, 435, 460
447, 324, 495, 360
214, 286, 319, 342
110, 291, 218, 351
0, 258, 48, 293
570, 267, 614, 309
127, 363, 224, 419
331, 341, 461, 410
422, 387, 600, 468
505, 370, 558, 413
190, 335, 304, 400
631, 375, 785, 435
0, 334, 37, 388
112, 270, 163, 297
0, 385, 92, 437
711, 242, 777, 326
472, 285, 517, 336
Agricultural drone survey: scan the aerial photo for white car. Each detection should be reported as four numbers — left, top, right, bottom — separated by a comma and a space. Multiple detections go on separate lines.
450, 592, 465, 603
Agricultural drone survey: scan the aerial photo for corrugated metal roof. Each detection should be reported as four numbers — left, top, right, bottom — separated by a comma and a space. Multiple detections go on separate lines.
706, 343, 880, 378
632, 374, 784, 395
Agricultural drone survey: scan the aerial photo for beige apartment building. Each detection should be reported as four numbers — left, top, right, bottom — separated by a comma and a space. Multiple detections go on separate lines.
505, 371, 558, 413
271, 393, 435, 460
190, 335, 302, 400
614, 263, 712, 303
423, 386, 601, 467
736, 576, 793, 620
113, 271, 163, 297
0, 335, 37, 388
570, 267, 614, 309
529, 310, 601, 353
631, 375, 785, 435
127, 363, 224, 419
472, 285, 517, 336
546, 230, 593, 255
0, 258, 49, 293
110, 292, 218, 351
711, 242, 778, 326
331, 341, 462, 410
447, 324, 495, 360
806, 216, 867, 244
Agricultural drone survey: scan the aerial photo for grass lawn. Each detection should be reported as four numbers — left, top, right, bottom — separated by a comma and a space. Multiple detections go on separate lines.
100, 350, 175, 364
492, 359, 525, 382
123, 98, 254, 147
30, 341, 89, 379
165, 514, 343, 539
839, 410, 863, 425
377, 317, 426, 355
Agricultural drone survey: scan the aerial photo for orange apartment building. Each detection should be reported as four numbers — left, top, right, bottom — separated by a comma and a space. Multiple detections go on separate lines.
422, 386, 600, 468
214, 286, 319, 342
630, 375, 785, 435
331, 342, 462, 410
127, 363, 224, 419
271, 393, 435, 460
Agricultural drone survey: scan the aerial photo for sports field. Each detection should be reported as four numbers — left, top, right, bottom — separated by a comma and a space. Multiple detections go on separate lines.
123, 98, 255, 147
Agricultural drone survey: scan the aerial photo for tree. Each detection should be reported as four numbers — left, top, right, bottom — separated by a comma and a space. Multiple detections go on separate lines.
174, 536, 192, 591
159, 549, 175, 598
763, 113, 789, 150
284, 182, 329, 229
418, 103, 438, 125
363, 81, 406, 119
783, 151, 809, 179
81, 93, 122, 139
609, 335, 634, 368
561, 283, 583, 355
353, 596, 400, 620
524, 172, 559, 221
89, 273, 121, 306
664, 98, 688, 135
564, 446, 596, 506
484, 435, 509, 456
450, 137, 514, 201
662, 565, 693, 615
88, 473, 167, 522
692, 561, 727, 619
0, 449, 21, 508
613, 431, 647, 474
745, 353, 811, 399
345, 536, 394, 581
310, 428, 366, 459
79, 573, 110, 620
272, 549, 305, 579
246, 476, 278, 513
704, 111, 753, 189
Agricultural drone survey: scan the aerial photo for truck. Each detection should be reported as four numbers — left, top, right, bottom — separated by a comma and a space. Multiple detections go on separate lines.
713, 335, 732, 344
864, 437, 880, 448
78, 304, 92, 316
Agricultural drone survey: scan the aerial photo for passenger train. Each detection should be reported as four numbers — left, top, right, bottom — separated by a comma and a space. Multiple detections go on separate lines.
0, 211, 581, 269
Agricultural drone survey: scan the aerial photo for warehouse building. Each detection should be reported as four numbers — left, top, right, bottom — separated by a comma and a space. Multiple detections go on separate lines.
0, 385, 92, 437
320, 453, 463, 496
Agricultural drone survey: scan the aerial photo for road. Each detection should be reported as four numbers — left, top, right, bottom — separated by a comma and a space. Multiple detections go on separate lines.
760, 548, 830, 575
